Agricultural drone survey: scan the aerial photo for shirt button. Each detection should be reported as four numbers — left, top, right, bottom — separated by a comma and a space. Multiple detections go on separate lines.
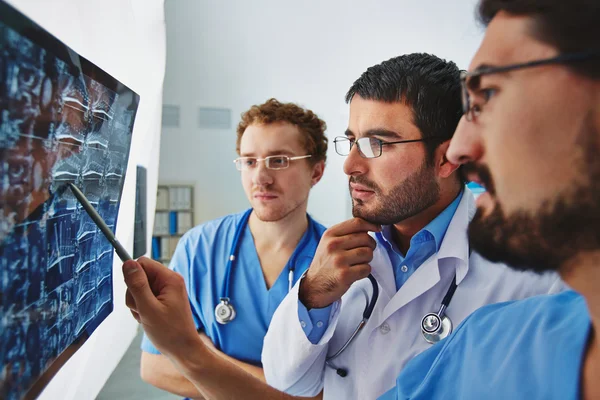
401, 265, 408, 273
300, 320, 307, 328
316, 321, 323, 328
380, 323, 391, 334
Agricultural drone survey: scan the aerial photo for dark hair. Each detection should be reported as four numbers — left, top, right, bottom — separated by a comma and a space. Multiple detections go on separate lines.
345, 53, 463, 163
236, 98, 328, 164
478, 0, 600, 79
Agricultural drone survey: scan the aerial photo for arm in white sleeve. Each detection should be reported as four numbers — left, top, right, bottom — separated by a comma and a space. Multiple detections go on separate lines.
262, 279, 342, 397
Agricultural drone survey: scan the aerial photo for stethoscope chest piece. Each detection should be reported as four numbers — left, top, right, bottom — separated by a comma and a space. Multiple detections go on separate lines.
421, 311, 452, 344
215, 297, 236, 325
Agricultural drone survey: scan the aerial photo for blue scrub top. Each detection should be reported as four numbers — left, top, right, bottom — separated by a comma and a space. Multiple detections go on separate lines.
141, 209, 326, 366
379, 290, 590, 399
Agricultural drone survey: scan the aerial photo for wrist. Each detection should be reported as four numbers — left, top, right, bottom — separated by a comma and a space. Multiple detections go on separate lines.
298, 273, 316, 310
169, 335, 212, 377
299, 272, 336, 310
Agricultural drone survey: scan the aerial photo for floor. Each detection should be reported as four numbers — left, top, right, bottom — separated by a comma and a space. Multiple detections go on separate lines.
97, 328, 179, 400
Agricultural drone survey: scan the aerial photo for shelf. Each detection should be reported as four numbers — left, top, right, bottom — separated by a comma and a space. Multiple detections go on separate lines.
154, 183, 194, 262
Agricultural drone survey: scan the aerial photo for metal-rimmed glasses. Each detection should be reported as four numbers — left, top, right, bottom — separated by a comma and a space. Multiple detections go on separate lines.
333, 136, 443, 159
460, 51, 600, 121
233, 155, 312, 171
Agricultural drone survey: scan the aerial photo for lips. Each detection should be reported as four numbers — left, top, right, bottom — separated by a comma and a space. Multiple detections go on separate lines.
253, 192, 278, 200
462, 162, 495, 195
349, 182, 376, 203
349, 183, 374, 193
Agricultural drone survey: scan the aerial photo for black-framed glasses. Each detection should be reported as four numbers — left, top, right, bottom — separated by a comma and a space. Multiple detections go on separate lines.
233, 154, 312, 171
460, 51, 600, 121
333, 136, 443, 159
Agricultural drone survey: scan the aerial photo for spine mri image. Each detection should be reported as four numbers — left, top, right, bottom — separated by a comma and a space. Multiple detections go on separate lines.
0, 1, 139, 398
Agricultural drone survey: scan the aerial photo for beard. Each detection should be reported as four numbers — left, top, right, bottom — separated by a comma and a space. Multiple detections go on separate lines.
351, 160, 440, 225
468, 116, 600, 273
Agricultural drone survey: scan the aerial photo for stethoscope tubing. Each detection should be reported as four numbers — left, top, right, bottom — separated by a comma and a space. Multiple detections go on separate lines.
218, 209, 315, 324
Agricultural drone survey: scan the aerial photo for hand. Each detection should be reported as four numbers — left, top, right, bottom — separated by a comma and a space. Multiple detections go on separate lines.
123, 257, 202, 361
299, 218, 380, 309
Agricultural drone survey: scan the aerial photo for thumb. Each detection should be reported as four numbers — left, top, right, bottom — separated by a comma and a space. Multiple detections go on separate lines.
123, 260, 159, 314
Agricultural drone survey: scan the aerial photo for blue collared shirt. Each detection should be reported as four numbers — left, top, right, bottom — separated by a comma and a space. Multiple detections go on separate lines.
380, 190, 463, 291
298, 190, 464, 343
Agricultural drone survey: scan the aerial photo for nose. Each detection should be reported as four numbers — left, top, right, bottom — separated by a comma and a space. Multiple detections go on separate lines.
447, 116, 484, 165
252, 161, 274, 186
343, 141, 368, 177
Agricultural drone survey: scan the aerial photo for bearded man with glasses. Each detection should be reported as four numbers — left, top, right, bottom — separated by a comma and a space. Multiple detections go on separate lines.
261, 53, 564, 400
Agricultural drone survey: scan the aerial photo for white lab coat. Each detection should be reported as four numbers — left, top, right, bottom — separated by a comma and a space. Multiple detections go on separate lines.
262, 190, 564, 400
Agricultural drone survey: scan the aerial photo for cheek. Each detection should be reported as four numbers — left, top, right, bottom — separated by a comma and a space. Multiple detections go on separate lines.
485, 85, 583, 213
278, 169, 311, 194
375, 154, 420, 194
240, 172, 253, 195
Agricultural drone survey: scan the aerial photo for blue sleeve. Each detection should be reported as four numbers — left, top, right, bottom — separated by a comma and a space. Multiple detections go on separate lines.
140, 233, 204, 354
375, 340, 447, 400
378, 387, 398, 400
140, 331, 161, 354
297, 300, 332, 344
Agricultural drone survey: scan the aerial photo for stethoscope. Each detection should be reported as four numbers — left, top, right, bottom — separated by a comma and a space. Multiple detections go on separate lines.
214, 208, 312, 325
325, 265, 461, 378
325, 274, 378, 377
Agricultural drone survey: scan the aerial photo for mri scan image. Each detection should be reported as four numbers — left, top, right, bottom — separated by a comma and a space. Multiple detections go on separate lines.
0, 1, 139, 398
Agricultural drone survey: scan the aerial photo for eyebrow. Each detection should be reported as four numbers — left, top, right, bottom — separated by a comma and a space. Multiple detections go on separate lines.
345, 128, 403, 139
467, 62, 507, 91
239, 149, 296, 157
472, 62, 497, 73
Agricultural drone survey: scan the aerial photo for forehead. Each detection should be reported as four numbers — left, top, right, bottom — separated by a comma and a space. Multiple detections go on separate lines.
470, 12, 558, 72
348, 96, 421, 138
239, 122, 304, 155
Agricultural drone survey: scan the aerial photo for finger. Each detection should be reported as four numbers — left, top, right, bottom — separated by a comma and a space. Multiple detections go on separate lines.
342, 246, 374, 266
122, 259, 161, 315
331, 232, 377, 251
136, 256, 166, 284
125, 289, 137, 312
332, 218, 381, 237
340, 263, 372, 284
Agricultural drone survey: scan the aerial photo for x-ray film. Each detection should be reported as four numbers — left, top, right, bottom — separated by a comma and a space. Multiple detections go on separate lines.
0, 1, 139, 399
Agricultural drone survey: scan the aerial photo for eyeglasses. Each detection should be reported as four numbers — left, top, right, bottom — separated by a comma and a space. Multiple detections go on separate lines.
333, 136, 442, 159
233, 155, 312, 171
461, 51, 600, 121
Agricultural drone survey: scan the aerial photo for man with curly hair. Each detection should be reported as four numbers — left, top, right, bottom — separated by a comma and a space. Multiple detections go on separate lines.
139, 98, 327, 400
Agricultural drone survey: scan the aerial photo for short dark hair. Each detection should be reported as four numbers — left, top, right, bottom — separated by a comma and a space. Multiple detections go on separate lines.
478, 0, 600, 79
345, 53, 462, 163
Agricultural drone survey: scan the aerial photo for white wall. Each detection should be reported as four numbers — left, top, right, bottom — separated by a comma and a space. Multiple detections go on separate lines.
159, 0, 484, 228
5, 1, 166, 399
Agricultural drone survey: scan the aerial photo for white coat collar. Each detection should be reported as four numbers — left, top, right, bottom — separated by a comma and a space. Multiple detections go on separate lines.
437, 188, 476, 285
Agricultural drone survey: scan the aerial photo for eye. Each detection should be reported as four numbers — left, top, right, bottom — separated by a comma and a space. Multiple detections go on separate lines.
481, 88, 497, 102
270, 156, 286, 165
244, 158, 257, 167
